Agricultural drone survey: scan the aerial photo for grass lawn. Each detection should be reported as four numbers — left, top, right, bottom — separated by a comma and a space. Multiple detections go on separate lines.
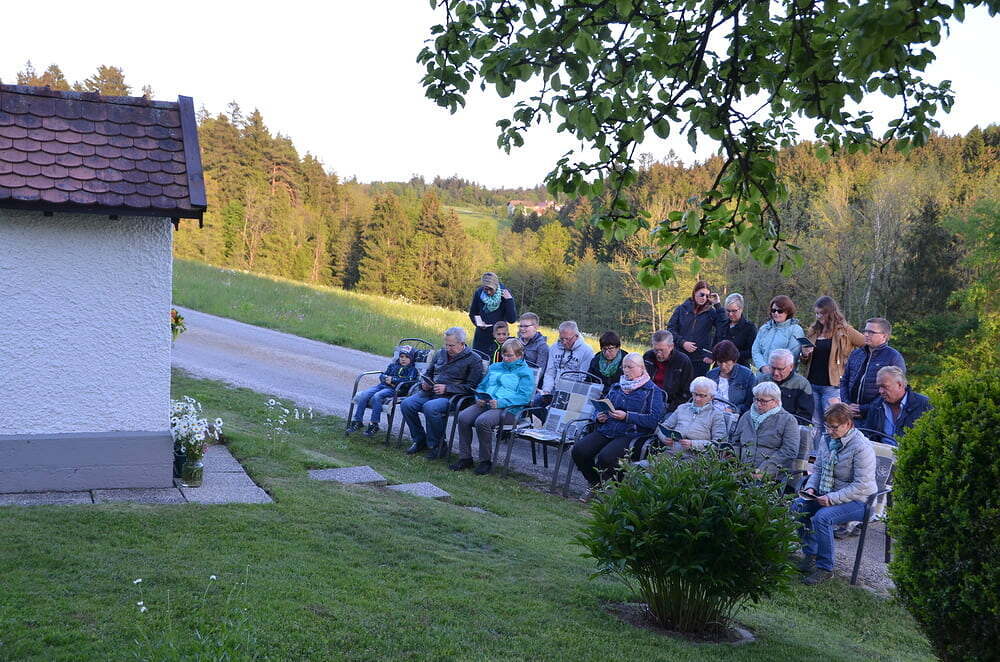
0, 371, 933, 661
172, 259, 613, 357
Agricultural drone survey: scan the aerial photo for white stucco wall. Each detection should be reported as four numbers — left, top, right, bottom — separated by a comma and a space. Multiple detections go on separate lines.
0, 211, 172, 435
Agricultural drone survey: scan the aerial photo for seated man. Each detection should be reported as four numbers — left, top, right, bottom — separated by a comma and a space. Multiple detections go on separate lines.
401, 327, 485, 460
490, 320, 510, 363
642, 330, 693, 413
792, 403, 876, 585
757, 348, 813, 423
531, 320, 594, 418
862, 366, 931, 446
840, 317, 906, 419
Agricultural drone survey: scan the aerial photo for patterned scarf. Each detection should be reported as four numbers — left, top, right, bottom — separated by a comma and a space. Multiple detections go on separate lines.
479, 287, 501, 313
749, 403, 783, 430
598, 351, 624, 377
619, 372, 650, 394
691, 401, 713, 414
819, 435, 844, 494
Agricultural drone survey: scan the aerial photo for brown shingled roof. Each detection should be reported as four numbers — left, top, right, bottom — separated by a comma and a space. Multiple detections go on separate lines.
0, 85, 206, 220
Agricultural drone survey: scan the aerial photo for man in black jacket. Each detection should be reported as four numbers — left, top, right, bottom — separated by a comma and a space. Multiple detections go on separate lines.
862, 366, 931, 446
401, 327, 485, 459
757, 348, 813, 423
642, 330, 692, 413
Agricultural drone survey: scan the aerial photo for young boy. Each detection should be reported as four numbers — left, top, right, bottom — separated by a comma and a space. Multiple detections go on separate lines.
348, 345, 418, 436
490, 321, 510, 363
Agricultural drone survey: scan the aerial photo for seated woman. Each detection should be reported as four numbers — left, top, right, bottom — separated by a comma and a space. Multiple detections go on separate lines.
733, 381, 802, 479
792, 403, 876, 585
705, 340, 754, 415
587, 331, 625, 396
571, 353, 665, 496
655, 376, 729, 455
451, 338, 535, 476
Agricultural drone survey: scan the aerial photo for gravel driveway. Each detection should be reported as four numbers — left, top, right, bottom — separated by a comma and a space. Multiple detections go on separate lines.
170, 305, 894, 595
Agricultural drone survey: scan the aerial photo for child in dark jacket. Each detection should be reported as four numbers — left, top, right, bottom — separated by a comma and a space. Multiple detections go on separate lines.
348, 346, 418, 436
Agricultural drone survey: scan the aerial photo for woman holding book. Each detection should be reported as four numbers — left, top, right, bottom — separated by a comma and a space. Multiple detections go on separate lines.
733, 381, 801, 478
571, 353, 665, 497
451, 338, 535, 475
587, 331, 625, 396
468, 272, 518, 356
800, 296, 865, 437
654, 376, 730, 457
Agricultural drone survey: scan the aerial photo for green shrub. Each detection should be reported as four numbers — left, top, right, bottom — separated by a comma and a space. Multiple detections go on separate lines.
576, 451, 799, 633
890, 371, 1000, 662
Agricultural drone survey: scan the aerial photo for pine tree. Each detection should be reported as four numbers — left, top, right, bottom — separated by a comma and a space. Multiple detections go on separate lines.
73, 65, 132, 96
358, 193, 415, 297
16, 61, 71, 90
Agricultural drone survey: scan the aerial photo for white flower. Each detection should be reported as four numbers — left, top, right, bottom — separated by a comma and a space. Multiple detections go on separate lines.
215, 418, 224, 427
139, 605, 148, 613
137, 601, 144, 606
210, 575, 217, 580
268, 399, 276, 406
282, 408, 289, 415
133, 578, 142, 584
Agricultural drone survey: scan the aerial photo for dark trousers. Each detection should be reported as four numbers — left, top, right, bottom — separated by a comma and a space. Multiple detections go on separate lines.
571, 431, 636, 486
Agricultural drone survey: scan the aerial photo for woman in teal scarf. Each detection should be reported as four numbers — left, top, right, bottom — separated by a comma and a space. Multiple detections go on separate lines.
587, 331, 625, 396
468, 272, 518, 356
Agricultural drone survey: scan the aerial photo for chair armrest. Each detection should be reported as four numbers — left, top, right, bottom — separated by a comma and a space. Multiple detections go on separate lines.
560, 418, 596, 444
353, 370, 383, 390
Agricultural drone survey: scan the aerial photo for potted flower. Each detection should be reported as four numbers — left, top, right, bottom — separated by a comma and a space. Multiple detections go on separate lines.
171, 308, 186, 342
170, 397, 209, 487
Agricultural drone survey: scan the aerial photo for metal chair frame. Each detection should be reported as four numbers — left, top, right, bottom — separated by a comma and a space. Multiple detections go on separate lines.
849, 428, 898, 585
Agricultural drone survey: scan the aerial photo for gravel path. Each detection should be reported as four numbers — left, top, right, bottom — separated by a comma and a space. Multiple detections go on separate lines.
170, 305, 894, 595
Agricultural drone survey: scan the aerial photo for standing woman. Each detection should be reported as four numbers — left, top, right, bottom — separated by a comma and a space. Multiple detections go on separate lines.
715, 293, 757, 367
667, 280, 722, 379
588, 331, 625, 396
752, 295, 805, 374
572, 353, 665, 496
469, 272, 517, 357
800, 296, 865, 432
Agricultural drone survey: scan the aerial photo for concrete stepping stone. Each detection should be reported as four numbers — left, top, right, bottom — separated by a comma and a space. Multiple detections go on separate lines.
308, 466, 387, 486
387, 482, 451, 501
202, 445, 245, 473
94, 488, 186, 505
0, 491, 93, 506
179, 472, 272, 504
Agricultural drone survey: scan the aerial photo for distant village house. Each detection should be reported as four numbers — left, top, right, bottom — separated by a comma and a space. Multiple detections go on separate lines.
506, 199, 562, 216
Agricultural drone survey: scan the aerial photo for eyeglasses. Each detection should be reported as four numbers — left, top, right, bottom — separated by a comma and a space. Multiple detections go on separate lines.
694, 292, 708, 298
725, 308, 741, 313
862, 329, 884, 335
770, 308, 784, 314
601, 346, 620, 351
754, 397, 775, 404
692, 392, 712, 398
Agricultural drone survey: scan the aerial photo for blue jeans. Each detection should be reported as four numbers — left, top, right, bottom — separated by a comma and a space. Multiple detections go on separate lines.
810, 384, 840, 451
400, 389, 451, 448
792, 498, 867, 571
353, 385, 395, 424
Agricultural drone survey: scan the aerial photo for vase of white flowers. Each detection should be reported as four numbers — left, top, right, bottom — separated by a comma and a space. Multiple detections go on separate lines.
171, 396, 211, 487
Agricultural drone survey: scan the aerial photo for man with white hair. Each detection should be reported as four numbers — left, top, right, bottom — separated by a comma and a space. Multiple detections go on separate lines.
862, 365, 931, 446
400, 327, 485, 460
643, 330, 693, 413
757, 348, 813, 423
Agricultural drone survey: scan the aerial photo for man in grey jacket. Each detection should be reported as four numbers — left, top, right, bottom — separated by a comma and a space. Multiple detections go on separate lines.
530, 320, 594, 420
517, 312, 549, 384
792, 402, 876, 585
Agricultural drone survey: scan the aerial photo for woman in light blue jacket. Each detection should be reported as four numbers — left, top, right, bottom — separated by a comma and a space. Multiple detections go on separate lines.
752, 295, 805, 374
451, 338, 535, 475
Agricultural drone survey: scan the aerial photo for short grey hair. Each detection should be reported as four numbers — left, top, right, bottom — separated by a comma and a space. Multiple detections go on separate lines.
769, 348, 795, 366
558, 320, 579, 334
651, 329, 674, 345
622, 352, 645, 369
444, 327, 467, 343
877, 365, 907, 386
866, 317, 892, 336
724, 293, 744, 309
752, 381, 782, 401
519, 312, 539, 325
690, 376, 717, 395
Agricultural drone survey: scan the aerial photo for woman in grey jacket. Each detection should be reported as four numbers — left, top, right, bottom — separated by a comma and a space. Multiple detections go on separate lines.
792, 402, 877, 585
734, 381, 802, 477
656, 376, 729, 455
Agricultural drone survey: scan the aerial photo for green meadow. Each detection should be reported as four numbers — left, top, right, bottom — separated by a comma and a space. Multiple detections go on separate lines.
172, 258, 611, 357
0, 371, 934, 661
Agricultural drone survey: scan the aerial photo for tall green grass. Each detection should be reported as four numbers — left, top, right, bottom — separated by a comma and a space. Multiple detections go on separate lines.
172, 259, 608, 356
0, 371, 935, 660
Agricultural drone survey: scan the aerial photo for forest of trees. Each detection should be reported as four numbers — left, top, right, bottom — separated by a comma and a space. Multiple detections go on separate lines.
7, 62, 999, 365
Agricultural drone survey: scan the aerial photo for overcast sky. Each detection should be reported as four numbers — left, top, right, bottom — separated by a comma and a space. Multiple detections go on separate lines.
3, 1, 997, 188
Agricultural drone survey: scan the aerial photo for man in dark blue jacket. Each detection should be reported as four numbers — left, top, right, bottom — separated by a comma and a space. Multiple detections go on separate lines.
863, 366, 931, 446
839, 317, 906, 419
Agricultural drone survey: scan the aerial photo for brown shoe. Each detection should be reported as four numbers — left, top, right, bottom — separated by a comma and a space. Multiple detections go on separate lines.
802, 569, 833, 586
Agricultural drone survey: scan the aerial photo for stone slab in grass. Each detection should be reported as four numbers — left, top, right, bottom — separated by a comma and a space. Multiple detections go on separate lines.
93, 488, 187, 505
0, 491, 93, 507
179, 473, 272, 505
202, 444, 246, 473
387, 482, 451, 501
308, 466, 387, 486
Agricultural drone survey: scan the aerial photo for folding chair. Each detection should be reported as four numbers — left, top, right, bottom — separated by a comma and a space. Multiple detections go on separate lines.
850, 440, 897, 585
495, 371, 603, 494
345, 338, 435, 445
